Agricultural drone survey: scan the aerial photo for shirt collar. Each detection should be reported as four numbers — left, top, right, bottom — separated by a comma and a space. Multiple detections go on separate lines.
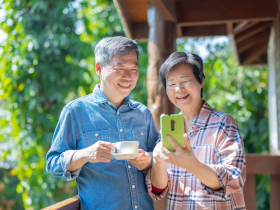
92, 84, 135, 109
191, 100, 214, 128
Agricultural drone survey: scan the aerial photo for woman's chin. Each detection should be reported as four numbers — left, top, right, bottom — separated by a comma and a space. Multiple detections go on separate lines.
176, 101, 192, 110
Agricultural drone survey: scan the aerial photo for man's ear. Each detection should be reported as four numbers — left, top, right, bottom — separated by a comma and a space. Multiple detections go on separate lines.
96, 62, 102, 77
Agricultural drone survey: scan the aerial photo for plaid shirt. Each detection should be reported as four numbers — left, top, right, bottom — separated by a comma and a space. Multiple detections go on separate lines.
146, 101, 246, 210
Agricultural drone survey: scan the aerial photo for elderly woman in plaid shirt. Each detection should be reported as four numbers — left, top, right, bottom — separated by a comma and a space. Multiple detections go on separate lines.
146, 52, 246, 210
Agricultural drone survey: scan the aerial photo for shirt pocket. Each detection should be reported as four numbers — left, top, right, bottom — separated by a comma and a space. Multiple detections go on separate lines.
83, 130, 111, 147
132, 130, 147, 149
82, 130, 111, 166
194, 145, 215, 164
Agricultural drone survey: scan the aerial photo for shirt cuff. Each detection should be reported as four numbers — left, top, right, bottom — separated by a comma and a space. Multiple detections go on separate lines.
60, 150, 82, 181
145, 168, 169, 201
201, 164, 230, 200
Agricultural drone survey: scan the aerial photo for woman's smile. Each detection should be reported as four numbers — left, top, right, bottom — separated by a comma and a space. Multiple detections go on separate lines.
176, 94, 189, 101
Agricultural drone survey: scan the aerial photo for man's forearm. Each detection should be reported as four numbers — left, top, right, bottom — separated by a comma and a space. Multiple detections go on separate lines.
69, 149, 88, 172
151, 162, 168, 189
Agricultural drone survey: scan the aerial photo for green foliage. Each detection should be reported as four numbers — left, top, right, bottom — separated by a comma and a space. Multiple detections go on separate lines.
0, 169, 24, 210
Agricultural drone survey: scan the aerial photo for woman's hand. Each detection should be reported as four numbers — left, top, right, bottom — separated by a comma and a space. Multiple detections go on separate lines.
153, 142, 166, 165
160, 134, 199, 169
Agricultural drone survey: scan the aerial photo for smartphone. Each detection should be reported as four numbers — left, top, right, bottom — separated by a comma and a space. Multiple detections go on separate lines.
160, 113, 184, 152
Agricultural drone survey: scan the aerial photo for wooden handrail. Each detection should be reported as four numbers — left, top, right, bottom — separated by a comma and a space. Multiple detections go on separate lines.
41, 195, 79, 210
42, 154, 280, 210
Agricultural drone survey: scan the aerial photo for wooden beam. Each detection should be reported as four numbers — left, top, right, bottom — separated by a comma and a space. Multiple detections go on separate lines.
233, 21, 260, 35
237, 28, 270, 53
176, 0, 278, 27
180, 25, 227, 37
150, 0, 176, 22
226, 22, 233, 35
132, 22, 149, 41
235, 21, 272, 43
114, 0, 133, 38
245, 154, 280, 174
177, 25, 182, 37
232, 21, 249, 34
42, 195, 80, 210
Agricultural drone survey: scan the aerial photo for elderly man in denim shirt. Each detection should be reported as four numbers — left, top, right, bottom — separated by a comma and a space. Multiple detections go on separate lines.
46, 36, 158, 210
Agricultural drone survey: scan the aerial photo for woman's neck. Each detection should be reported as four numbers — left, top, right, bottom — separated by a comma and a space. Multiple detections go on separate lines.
181, 100, 204, 124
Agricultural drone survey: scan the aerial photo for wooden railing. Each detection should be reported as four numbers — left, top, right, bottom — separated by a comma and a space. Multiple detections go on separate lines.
244, 154, 280, 210
42, 154, 280, 210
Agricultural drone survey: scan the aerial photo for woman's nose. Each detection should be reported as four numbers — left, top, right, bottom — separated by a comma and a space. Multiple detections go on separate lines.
175, 85, 184, 92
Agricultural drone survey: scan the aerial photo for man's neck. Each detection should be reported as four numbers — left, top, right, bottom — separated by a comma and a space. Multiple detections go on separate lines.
100, 86, 124, 109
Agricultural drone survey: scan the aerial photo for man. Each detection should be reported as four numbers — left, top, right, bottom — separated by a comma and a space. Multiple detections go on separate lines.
46, 36, 158, 210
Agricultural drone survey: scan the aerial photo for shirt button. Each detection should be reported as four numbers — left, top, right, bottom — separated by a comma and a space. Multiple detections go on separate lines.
132, 185, 135, 189
120, 129, 123, 132
128, 165, 131, 169
179, 197, 183, 200
181, 175, 184, 178
117, 112, 119, 115
95, 133, 98, 137
135, 206, 138, 209
141, 132, 143, 135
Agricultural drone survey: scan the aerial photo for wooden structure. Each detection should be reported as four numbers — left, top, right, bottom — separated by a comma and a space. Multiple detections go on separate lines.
42, 155, 280, 210
116, 0, 280, 132
44, 0, 280, 209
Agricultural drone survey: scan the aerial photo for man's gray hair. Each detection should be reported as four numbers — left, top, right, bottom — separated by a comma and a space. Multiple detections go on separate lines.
94, 36, 139, 67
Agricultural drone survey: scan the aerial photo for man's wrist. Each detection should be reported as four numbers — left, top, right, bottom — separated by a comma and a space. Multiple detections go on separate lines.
75, 149, 89, 164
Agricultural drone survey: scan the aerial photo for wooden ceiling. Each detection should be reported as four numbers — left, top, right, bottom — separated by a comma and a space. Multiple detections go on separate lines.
115, 0, 278, 66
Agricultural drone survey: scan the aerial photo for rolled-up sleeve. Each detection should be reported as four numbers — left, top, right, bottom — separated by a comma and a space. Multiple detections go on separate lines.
201, 115, 246, 200
145, 168, 169, 201
46, 106, 81, 181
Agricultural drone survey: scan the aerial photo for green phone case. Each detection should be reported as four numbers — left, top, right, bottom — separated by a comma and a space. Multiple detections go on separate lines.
160, 113, 184, 152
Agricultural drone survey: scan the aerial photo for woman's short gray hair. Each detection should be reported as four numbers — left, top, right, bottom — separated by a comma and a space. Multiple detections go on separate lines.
94, 36, 139, 67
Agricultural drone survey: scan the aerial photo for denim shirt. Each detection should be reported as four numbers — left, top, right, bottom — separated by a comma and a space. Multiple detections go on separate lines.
46, 84, 158, 210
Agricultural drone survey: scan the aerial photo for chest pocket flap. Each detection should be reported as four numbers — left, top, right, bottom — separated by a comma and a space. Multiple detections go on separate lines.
83, 130, 111, 142
132, 130, 146, 138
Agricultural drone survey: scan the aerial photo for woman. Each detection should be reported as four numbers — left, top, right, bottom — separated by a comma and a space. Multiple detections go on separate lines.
146, 52, 246, 209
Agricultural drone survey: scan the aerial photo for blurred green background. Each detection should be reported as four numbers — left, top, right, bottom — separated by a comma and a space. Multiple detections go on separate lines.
0, 0, 269, 209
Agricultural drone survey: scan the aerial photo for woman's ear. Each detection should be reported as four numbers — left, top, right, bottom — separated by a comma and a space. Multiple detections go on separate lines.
201, 77, 205, 88
96, 62, 102, 77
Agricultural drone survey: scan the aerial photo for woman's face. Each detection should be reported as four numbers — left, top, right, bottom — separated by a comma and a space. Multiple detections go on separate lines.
166, 64, 204, 111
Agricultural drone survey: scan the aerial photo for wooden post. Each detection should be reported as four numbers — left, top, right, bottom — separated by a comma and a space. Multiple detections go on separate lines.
147, 4, 176, 130
270, 175, 280, 210
243, 174, 256, 210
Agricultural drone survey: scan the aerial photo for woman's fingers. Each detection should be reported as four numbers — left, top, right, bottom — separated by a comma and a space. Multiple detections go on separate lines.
184, 133, 192, 151
167, 135, 184, 153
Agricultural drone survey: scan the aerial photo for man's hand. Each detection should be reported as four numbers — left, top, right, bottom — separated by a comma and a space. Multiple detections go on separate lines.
127, 149, 152, 170
84, 141, 114, 163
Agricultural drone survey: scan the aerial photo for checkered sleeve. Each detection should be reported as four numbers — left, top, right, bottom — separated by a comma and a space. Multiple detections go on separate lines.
201, 115, 246, 200
145, 168, 170, 201
145, 133, 170, 200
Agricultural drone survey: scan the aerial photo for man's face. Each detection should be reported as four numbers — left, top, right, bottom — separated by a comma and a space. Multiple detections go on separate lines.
97, 51, 139, 103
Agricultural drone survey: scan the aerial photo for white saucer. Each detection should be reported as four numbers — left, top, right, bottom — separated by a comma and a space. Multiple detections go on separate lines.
112, 153, 143, 160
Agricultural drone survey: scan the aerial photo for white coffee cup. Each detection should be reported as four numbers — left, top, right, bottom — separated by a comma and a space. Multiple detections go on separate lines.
112, 141, 139, 154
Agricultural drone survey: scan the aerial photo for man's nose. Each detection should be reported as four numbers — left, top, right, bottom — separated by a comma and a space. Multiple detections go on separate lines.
122, 70, 132, 78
